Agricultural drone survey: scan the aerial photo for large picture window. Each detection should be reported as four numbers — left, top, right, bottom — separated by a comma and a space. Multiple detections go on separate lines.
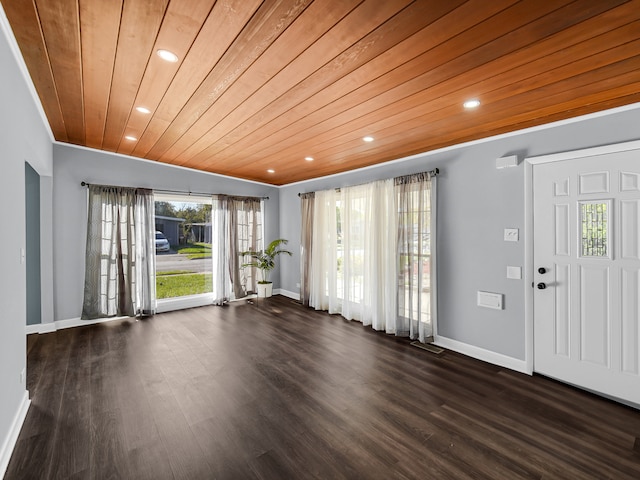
304, 171, 436, 343
154, 194, 213, 301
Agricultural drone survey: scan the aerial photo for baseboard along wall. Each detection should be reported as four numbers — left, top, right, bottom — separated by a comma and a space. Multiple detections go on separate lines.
0, 391, 30, 479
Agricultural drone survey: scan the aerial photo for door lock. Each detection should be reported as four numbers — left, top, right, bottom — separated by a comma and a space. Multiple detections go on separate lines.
538, 267, 546, 274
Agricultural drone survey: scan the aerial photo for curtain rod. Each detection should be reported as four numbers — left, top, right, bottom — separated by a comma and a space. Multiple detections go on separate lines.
297, 167, 439, 197
80, 182, 269, 200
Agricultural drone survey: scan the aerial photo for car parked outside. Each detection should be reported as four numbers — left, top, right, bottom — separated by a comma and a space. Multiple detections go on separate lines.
155, 231, 170, 252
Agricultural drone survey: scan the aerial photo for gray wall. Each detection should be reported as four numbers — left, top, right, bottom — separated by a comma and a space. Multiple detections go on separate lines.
52, 145, 280, 321
25, 162, 41, 325
0, 9, 52, 470
279, 105, 640, 361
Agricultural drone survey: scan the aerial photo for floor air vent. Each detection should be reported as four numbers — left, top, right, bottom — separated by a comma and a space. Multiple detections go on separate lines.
410, 341, 444, 354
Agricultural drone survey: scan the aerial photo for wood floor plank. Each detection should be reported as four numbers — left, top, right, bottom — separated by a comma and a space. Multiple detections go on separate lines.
47, 327, 92, 479
8, 329, 75, 480
6, 296, 640, 479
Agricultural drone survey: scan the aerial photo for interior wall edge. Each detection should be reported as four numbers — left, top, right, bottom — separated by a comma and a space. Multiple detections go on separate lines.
274, 289, 300, 301
0, 391, 30, 479
0, 3, 54, 143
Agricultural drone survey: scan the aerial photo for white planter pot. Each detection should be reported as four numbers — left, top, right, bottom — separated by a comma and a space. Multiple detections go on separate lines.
257, 282, 273, 298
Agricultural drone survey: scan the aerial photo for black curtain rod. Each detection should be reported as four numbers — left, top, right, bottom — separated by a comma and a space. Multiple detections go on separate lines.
80, 182, 269, 200
297, 167, 439, 197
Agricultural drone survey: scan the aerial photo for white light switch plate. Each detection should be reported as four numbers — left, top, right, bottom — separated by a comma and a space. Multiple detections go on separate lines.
506, 266, 522, 279
504, 228, 519, 242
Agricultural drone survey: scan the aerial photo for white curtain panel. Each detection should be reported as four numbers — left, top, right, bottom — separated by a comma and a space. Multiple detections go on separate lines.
307, 173, 436, 342
212, 195, 233, 305
135, 190, 157, 316
82, 186, 156, 319
212, 195, 263, 304
309, 188, 338, 312
396, 173, 436, 342
310, 180, 397, 331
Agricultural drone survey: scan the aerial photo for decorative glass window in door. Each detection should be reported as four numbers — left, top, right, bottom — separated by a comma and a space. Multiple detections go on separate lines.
579, 201, 611, 258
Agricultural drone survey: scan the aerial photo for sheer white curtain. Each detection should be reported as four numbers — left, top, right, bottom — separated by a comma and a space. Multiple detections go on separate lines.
309, 180, 397, 331
306, 172, 436, 341
82, 186, 156, 319
396, 173, 436, 342
212, 195, 263, 304
135, 190, 157, 316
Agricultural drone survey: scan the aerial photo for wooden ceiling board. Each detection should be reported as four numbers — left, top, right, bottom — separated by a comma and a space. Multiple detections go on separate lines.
161, 0, 421, 164
129, 0, 263, 158
80, 0, 122, 149
116, 0, 216, 157
34, 0, 84, 144
379, 83, 640, 173
351, 85, 640, 167
177, 0, 468, 167
162, 0, 374, 164
101, 0, 169, 151
185, 0, 519, 167
259, 23, 640, 169
2, 0, 640, 185
231, 49, 640, 184
204, 0, 598, 170
144, 0, 314, 160
308, 61, 640, 173
1, 0, 68, 141
260, 85, 640, 185
186, 0, 504, 172
275, 62, 640, 179
206, 0, 604, 172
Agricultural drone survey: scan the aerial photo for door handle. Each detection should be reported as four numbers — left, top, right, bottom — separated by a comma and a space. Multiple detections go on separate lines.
537, 282, 547, 290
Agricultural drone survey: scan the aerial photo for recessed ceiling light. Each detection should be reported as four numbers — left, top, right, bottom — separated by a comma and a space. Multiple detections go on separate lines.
267, 169, 275, 173
136, 106, 151, 114
362, 136, 374, 142
124, 135, 137, 141
304, 156, 314, 161
463, 99, 480, 109
157, 49, 178, 62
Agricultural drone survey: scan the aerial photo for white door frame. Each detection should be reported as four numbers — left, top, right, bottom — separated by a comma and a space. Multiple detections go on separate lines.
524, 139, 640, 375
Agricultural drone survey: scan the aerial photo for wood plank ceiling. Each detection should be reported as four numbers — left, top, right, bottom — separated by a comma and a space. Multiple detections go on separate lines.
2, 0, 640, 185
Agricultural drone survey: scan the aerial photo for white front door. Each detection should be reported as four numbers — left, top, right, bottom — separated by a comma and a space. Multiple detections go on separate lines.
532, 142, 640, 405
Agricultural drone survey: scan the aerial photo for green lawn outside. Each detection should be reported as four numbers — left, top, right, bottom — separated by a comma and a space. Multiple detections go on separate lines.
156, 273, 213, 299
175, 242, 212, 259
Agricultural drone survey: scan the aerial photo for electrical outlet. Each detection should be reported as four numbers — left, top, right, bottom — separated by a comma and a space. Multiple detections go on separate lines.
20, 367, 25, 385
296, 282, 300, 288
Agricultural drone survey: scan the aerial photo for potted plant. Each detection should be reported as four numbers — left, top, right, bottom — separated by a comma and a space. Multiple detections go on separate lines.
241, 238, 292, 298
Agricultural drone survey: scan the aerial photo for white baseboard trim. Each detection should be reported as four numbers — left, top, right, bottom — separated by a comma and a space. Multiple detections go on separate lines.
433, 335, 530, 375
26, 291, 301, 335
275, 289, 300, 301
0, 391, 30, 478
156, 293, 212, 313
25, 322, 56, 335
25, 315, 130, 335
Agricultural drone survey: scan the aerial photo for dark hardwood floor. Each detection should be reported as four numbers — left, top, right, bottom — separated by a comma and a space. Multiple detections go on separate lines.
6, 295, 640, 479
